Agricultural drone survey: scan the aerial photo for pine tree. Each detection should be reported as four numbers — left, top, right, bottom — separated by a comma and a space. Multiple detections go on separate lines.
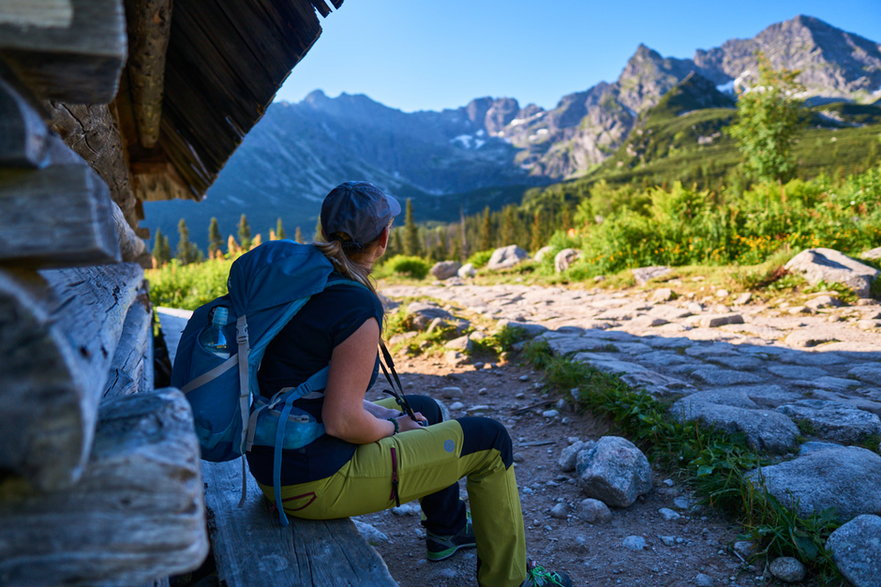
176, 218, 201, 265
237, 214, 252, 249
478, 206, 492, 251
500, 206, 516, 246
530, 210, 544, 252
313, 217, 323, 241
152, 228, 172, 266
276, 217, 286, 240
294, 226, 303, 243
207, 217, 222, 258
404, 199, 421, 257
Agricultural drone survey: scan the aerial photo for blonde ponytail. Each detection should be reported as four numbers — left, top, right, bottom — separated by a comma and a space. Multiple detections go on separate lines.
314, 239, 377, 295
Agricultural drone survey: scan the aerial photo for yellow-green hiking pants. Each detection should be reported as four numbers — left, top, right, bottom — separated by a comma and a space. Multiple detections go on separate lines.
257, 395, 527, 587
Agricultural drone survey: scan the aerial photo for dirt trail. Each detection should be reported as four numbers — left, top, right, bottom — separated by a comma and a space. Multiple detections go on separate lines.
358, 354, 758, 587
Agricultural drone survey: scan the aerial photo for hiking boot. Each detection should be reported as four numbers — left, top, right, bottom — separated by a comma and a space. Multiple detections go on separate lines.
520, 562, 572, 587
425, 512, 476, 561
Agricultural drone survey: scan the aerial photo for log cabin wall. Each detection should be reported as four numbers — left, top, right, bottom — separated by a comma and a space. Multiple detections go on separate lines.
0, 0, 341, 583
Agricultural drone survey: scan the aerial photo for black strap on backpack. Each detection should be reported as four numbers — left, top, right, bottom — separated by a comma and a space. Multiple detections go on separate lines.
378, 341, 424, 425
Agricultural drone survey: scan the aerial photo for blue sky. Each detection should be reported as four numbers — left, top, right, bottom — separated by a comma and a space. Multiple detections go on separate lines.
274, 0, 881, 113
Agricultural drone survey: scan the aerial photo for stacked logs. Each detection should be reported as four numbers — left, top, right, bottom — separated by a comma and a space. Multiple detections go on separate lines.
0, 1, 207, 584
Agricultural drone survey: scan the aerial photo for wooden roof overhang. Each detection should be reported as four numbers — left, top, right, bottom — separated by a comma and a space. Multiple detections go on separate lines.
0, 0, 342, 226
118, 0, 343, 209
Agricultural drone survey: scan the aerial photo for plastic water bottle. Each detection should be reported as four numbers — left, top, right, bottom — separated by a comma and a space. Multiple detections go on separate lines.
201, 306, 230, 358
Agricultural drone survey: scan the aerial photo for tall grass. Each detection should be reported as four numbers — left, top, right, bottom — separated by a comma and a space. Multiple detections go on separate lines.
146, 258, 233, 310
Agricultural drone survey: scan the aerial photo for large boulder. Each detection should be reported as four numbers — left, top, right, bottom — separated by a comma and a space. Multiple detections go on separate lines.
861, 247, 881, 261
784, 248, 879, 298
554, 248, 581, 273
487, 245, 529, 270
457, 263, 476, 278
534, 246, 554, 262
575, 436, 652, 507
776, 400, 881, 444
429, 261, 461, 280
631, 266, 671, 285
826, 514, 881, 587
672, 395, 800, 453
406, 302, 455, 330
746, 446, 881, 522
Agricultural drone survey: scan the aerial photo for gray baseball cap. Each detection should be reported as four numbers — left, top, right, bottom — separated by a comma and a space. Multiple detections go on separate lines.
320, 181, 401, 248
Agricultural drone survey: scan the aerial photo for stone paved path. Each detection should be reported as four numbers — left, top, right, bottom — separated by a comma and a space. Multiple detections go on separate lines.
383, 282, 881, 454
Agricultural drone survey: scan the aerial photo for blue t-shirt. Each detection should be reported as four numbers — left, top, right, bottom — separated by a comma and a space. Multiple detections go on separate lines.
246, 276, 384, 485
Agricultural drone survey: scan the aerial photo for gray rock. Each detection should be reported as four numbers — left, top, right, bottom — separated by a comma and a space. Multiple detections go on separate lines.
734, 292, 753, 305
784, 330, 841, 348
577, 498, 612, 524
746, 446, 881, 521
699, 313, 744, 328
575, 436, 653, 507
812, 376, 861, 392
499, 320, 547, 339
689, 367, 764, 386
352, 519, 391, 545
487, 245, 529, 270
658, 507, 681, 521
826, 514, 881, 587
559, 441, 593, 472
444, 350, 468, 366
430, 261, 462, 280
798, 440, 843, 456
861, 247, 881, 260
549, 502, 568, 519
542, 409, 560, 418
440, 387, 462, 398
445, 335, 473, 351
784, 248, 879, 298
694, 572, 714, 586
457, 263, 477, 278
849, 365, 881, 384
768, 365, 829, 379
407, 302, 455, 330
777, 400, 881, 443
659, 535, 676, 547
534, 246, 554, 262
554, 248, 581, 273
540, 334, 618, 355
632, 266, 671, 285
704, 354, 765, 370
622, 535, 646, 551
449, 401, 465, 411
650, 288, 675, 302
672, 398, 799, 453
673, 496, 694, 510
805, 294, 843, 310
733, 540, 755, 558
769, 557, 806, 583
573, 354, 692, 397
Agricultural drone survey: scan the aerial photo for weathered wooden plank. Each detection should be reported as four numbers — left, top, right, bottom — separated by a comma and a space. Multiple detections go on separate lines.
202, 459, 397, 587
0, 263, 144, 490
0, 76, 49, 167
0, 0, 127, 103
103, 286, 153, 399
0, 388, 209, 586
310, 0, 332, 18
329, 0, 344, 9
124, 0, 172, 148
0, 164, 122, 267
44, 101, 140, 226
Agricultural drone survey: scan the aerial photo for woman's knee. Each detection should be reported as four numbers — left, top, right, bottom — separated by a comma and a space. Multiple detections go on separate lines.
456, 417, 513, 467
404, 395, 443, 424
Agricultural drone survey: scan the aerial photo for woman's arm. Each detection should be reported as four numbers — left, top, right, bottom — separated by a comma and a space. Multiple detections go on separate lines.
322, 318, 419, 442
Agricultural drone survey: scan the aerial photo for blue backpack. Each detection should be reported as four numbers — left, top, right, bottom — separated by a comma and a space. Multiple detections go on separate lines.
171, 240, 352, 525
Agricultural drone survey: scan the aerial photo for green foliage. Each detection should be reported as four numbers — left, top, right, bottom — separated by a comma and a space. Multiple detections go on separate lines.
469, 324, 525, 358
466, 249, 494, 268
378, 255, 430, 280
207, 217, 223, 256
175, 219, 202, 265
403, 199, 421, 257
152, 228, 172, 266
726, 53, 806, 183
238, 213, 252, 249
146, 258, 233, 309
523, 341, 843, 581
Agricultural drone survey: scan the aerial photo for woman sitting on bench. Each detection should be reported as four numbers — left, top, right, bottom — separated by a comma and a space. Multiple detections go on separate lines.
246, 181, 571, 587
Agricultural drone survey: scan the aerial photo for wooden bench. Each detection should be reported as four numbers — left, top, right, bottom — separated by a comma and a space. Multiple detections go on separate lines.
159, 308, 397, 586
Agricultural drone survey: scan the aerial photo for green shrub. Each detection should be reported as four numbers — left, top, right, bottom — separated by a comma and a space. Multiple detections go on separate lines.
146, 258, 232, 310
379, 255, 430, 280
466, 249, 494, 268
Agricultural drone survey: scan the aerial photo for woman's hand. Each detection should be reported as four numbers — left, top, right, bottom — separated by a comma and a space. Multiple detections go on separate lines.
395, 412, 428, 432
